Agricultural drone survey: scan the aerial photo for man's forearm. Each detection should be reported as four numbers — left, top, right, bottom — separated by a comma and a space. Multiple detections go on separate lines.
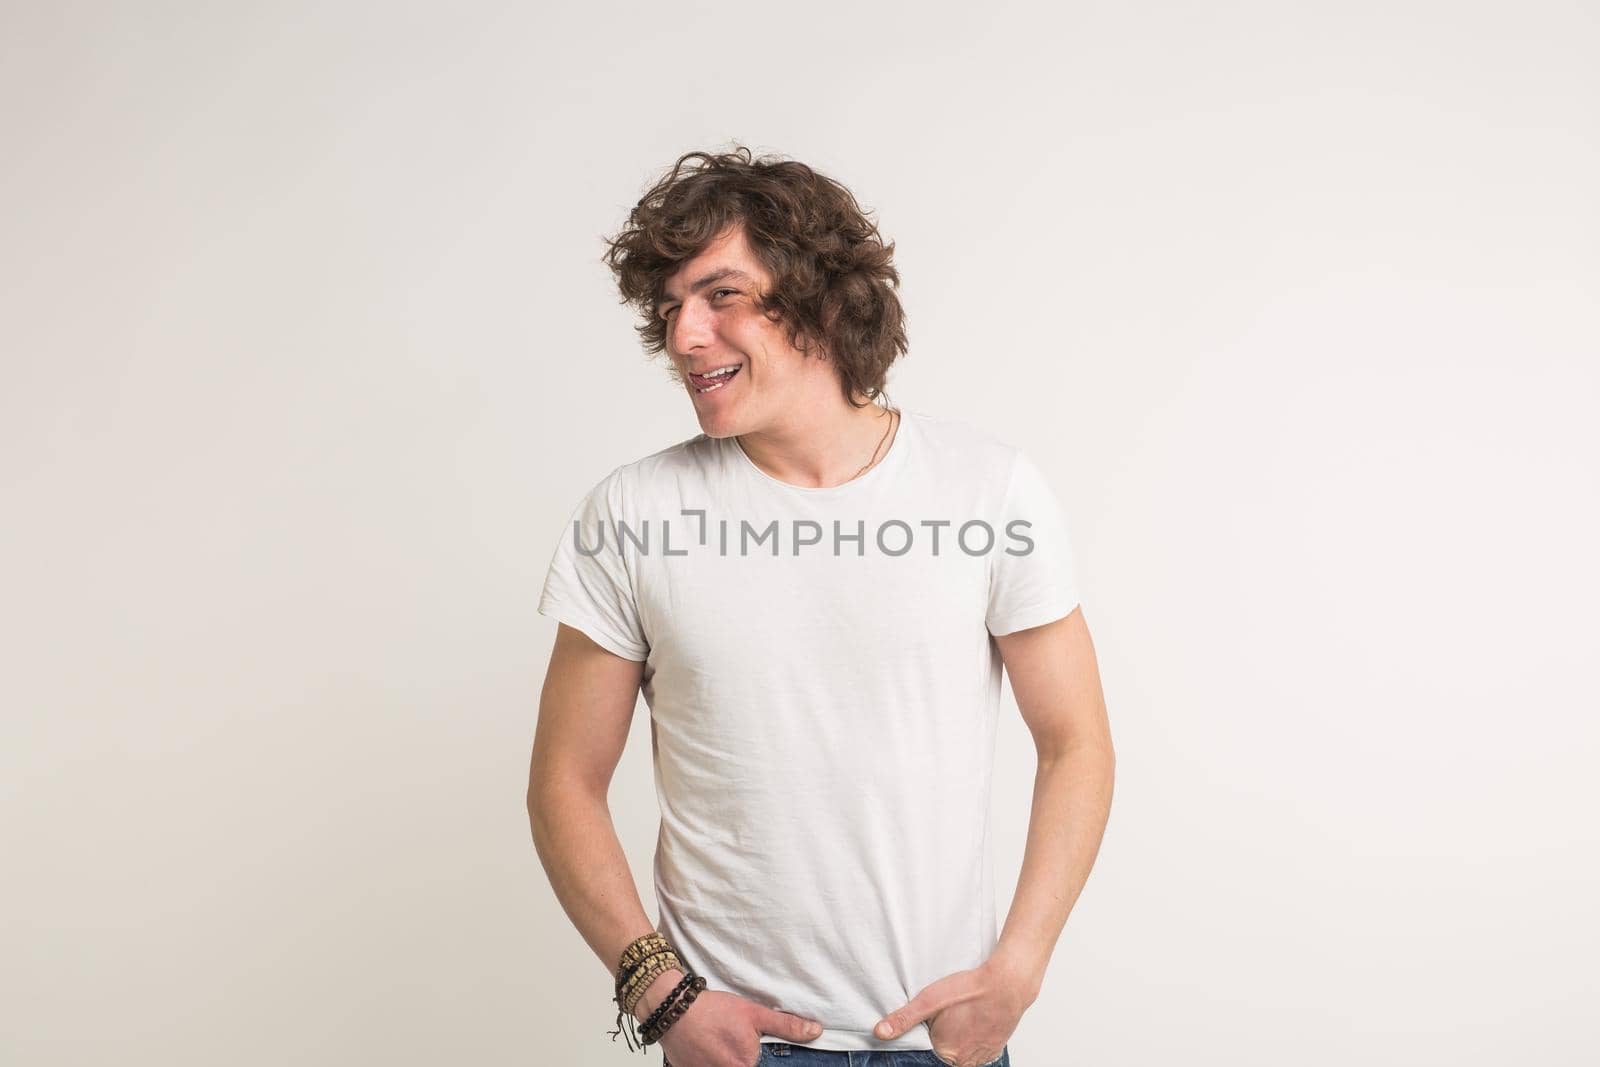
989, 741, 1115, 1001
528, 788, 683, 1020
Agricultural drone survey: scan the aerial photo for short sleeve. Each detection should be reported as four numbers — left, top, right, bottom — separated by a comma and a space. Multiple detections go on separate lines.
986, 449, 1082, 636
537, 467, 650, 661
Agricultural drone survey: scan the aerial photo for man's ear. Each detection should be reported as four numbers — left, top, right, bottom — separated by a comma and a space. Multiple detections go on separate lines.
787, 325, 829, 362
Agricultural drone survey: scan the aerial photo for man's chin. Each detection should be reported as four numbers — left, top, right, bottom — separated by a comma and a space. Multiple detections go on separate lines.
688, 385, 736, 431
689, 402, 743, 439
693, 415, 740, 439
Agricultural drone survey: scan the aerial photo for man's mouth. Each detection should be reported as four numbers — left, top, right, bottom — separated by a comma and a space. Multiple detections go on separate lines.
688, 364, 742, 393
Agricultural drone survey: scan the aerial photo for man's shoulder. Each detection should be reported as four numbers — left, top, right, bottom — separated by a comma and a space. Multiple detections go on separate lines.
903, 408, 1025, 473
621, 431, 716, 478
907, 408, 1010, 447
580, 432, 716, 499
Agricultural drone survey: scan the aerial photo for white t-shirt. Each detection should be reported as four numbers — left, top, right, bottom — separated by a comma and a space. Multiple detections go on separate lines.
537, 408, 1080, 1052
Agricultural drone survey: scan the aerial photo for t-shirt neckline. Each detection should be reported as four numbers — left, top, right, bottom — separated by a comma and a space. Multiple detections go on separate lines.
727, 408, 915, 495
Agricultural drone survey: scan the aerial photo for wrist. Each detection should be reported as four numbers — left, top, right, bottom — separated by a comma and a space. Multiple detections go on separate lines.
985, 945, 1042, 1007
631, 967, 687, 1023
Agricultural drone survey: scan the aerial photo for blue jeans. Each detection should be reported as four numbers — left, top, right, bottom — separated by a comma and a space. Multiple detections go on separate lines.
760, 1046, 1009, 1067
664, 1043, 1012, 1067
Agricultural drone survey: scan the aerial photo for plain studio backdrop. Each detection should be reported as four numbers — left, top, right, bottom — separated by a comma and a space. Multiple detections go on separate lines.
3, 1, 1596, 1064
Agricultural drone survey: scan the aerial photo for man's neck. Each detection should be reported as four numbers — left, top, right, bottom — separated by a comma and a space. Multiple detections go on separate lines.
734, 400, 899, 489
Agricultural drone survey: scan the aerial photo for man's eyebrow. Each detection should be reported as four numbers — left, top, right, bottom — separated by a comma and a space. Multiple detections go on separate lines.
657, 268, 755, 307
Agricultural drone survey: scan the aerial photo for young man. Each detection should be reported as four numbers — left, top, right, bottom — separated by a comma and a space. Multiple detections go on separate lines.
527, 148, 1114, 1067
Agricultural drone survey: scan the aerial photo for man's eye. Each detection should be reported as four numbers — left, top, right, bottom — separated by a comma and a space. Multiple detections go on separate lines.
658, 290, 735, 319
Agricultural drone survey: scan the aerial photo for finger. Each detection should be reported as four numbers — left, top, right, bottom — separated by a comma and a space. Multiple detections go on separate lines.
879, 973, 970, 1038
875, 1000, 930, 1040
758, 1009, 825, 1043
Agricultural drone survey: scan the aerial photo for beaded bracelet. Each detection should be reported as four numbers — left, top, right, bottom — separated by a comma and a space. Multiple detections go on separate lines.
618, 950, 683, 1016
610, 960, 679, 1052
616, 935, 673, 998
640, 974, 706, 1046
618, 932, 672, 973
638, 972, 695, 1037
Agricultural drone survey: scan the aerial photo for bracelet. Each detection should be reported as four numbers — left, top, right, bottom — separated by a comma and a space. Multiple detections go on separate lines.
640, 974, 706, 1046
638, 972, 695, 1037
618, 951, 682, 1016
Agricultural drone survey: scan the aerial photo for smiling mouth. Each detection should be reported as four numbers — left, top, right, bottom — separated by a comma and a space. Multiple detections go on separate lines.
688, 364, 742, 393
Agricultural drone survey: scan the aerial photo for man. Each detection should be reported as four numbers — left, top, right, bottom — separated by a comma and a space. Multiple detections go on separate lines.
527, 147, 1114, 1067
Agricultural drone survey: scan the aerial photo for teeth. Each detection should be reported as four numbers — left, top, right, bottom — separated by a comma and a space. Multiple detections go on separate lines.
691, 364, 739, 393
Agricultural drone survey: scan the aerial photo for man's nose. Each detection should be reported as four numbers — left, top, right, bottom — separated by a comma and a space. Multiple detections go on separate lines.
669, 300, 715, 353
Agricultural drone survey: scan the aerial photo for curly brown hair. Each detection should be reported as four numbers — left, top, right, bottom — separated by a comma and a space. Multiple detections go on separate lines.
601, 146, 908, 409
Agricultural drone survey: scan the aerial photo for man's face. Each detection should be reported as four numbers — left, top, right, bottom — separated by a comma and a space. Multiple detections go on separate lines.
657, 224, 828, 438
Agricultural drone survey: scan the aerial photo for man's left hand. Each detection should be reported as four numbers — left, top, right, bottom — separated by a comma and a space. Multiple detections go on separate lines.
872, 957, 1029, 1067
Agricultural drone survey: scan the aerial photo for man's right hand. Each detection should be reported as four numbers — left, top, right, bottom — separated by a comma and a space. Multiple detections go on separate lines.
637, 973, 824, 1067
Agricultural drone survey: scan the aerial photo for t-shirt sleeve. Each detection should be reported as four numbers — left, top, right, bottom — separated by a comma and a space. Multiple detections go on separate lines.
985, 448, 1082, 636
536, 467, 650, 661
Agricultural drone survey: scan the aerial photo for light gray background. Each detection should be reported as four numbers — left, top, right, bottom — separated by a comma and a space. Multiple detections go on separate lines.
3, 2, 1596, 1064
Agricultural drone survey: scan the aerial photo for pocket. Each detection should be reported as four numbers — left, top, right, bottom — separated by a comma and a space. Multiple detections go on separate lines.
929, 1045, 1007, 1067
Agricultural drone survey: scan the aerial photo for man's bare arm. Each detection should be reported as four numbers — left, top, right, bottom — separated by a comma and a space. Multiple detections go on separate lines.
526, 623, 682, 1021
987, 607, 1115, 1002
